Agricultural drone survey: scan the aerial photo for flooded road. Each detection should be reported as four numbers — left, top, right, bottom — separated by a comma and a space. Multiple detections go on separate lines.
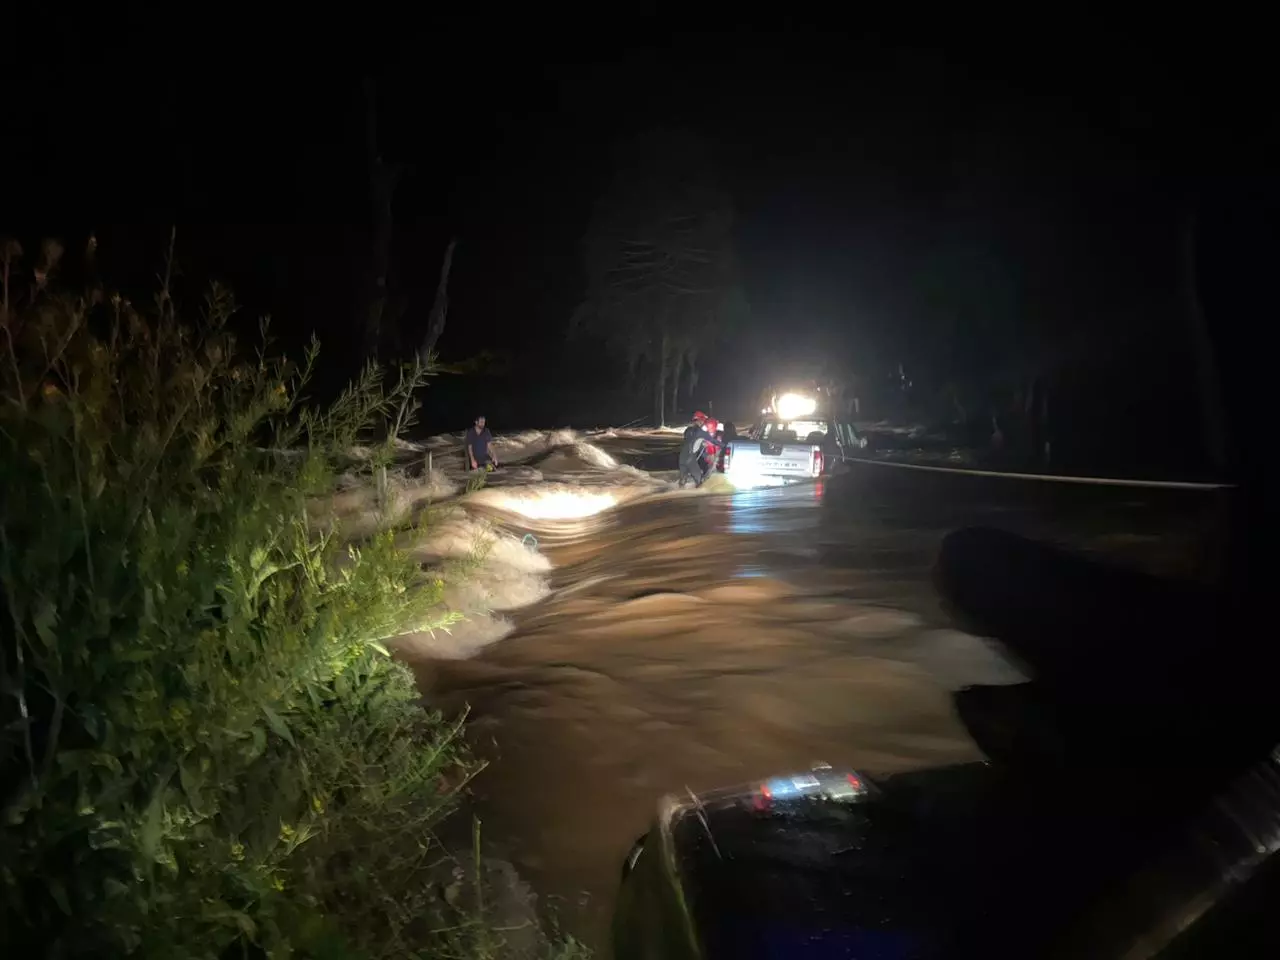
386, 429, 1219, 950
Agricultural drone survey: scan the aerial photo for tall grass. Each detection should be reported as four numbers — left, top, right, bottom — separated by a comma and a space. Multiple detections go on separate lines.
0, 244, 556, 957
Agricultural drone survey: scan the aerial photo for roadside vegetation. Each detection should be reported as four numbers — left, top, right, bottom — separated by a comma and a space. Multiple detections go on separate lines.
0, 241, 584, 958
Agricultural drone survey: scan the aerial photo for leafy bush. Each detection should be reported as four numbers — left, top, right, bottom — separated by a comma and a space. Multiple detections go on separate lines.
0, 250, 489, 957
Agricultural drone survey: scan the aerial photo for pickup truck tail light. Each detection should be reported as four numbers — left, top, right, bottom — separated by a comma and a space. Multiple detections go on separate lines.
812, 447, 823, 477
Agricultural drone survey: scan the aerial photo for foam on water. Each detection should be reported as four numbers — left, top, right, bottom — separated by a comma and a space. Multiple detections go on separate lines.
572, 442, 618, 469
471, 487, 620, 521
318, 468, 457, 540
489, 428, 581, 462
397, 506, 555, 658
318, 425, 684, 659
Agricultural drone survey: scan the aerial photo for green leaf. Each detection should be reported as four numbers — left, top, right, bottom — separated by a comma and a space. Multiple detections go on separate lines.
179, 757, 208, 815
205, 903, 259, 939
261, 704, 295, 746
443, 879, 463, 908
32, 599, 58, 649
91, 751, 123, 775
139, 781, 168, 860
230, 910, 257, 938
80, 703, 105, 741
47, 878, 72, 916
245, 724, 267, 761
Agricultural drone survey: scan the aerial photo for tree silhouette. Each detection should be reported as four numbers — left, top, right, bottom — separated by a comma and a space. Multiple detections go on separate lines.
357, 81, 456, 366
357, 79, 404, 361
573, 130, 744, 424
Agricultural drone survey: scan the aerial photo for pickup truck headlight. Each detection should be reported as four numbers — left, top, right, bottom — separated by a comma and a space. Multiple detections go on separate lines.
775, 393, 817, 419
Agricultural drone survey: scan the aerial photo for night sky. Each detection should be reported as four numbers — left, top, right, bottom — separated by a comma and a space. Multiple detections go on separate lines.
4, 14, 1274, 442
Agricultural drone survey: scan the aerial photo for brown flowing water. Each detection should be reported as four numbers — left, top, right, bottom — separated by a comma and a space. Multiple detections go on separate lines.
380, 429, 1217, 950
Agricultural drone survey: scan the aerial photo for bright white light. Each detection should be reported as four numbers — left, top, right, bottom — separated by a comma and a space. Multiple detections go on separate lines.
723, 467, 790, 491
486, 490, 618, 520
775, 393, 817, 419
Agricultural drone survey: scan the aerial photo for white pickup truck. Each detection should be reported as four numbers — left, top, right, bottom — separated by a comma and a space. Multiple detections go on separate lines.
722, 415, 867, 483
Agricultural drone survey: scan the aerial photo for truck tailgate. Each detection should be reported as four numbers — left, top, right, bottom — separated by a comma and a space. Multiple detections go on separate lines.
725, 440, 816, 479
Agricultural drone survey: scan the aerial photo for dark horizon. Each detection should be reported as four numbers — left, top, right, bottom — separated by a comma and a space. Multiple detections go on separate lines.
5, 16, 1275, 465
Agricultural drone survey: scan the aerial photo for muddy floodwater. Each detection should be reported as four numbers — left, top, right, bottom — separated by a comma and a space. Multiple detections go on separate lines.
379, 428, 1219, 950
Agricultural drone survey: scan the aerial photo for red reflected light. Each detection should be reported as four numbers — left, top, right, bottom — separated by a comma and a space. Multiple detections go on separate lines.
754, 783, 772, 811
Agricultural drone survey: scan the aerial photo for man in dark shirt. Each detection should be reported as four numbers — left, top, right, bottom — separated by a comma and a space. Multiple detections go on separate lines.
679, 411, 720, 487
465, 415, 497, 471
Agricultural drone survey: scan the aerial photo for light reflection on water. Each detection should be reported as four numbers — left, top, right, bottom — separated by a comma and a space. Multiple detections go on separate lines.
727, 481, 824, 536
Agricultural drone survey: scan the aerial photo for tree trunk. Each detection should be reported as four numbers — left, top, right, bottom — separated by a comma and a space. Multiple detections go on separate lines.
362, 172, 396, 359
359, 79, 403, 361
1181, 212, 1226, 476
669, 350, 682, 420
1028, 376, 1043, 463
418, 238, 457, 364
654, 330, 670, 425
1040, 384, 1051, 463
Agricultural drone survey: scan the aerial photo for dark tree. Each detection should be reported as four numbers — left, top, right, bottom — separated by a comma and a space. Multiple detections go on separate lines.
358, 79, 405, 360
572, 130, 745, 424
417, 237, 457, 365
356, 82, 457, 367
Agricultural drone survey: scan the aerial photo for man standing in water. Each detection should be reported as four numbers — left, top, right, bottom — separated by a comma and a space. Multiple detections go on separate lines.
465, 414, 497, 472
679, 411, 720, 488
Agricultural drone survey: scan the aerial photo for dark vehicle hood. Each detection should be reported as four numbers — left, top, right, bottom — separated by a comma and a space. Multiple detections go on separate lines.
662, 761, 1273, 959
